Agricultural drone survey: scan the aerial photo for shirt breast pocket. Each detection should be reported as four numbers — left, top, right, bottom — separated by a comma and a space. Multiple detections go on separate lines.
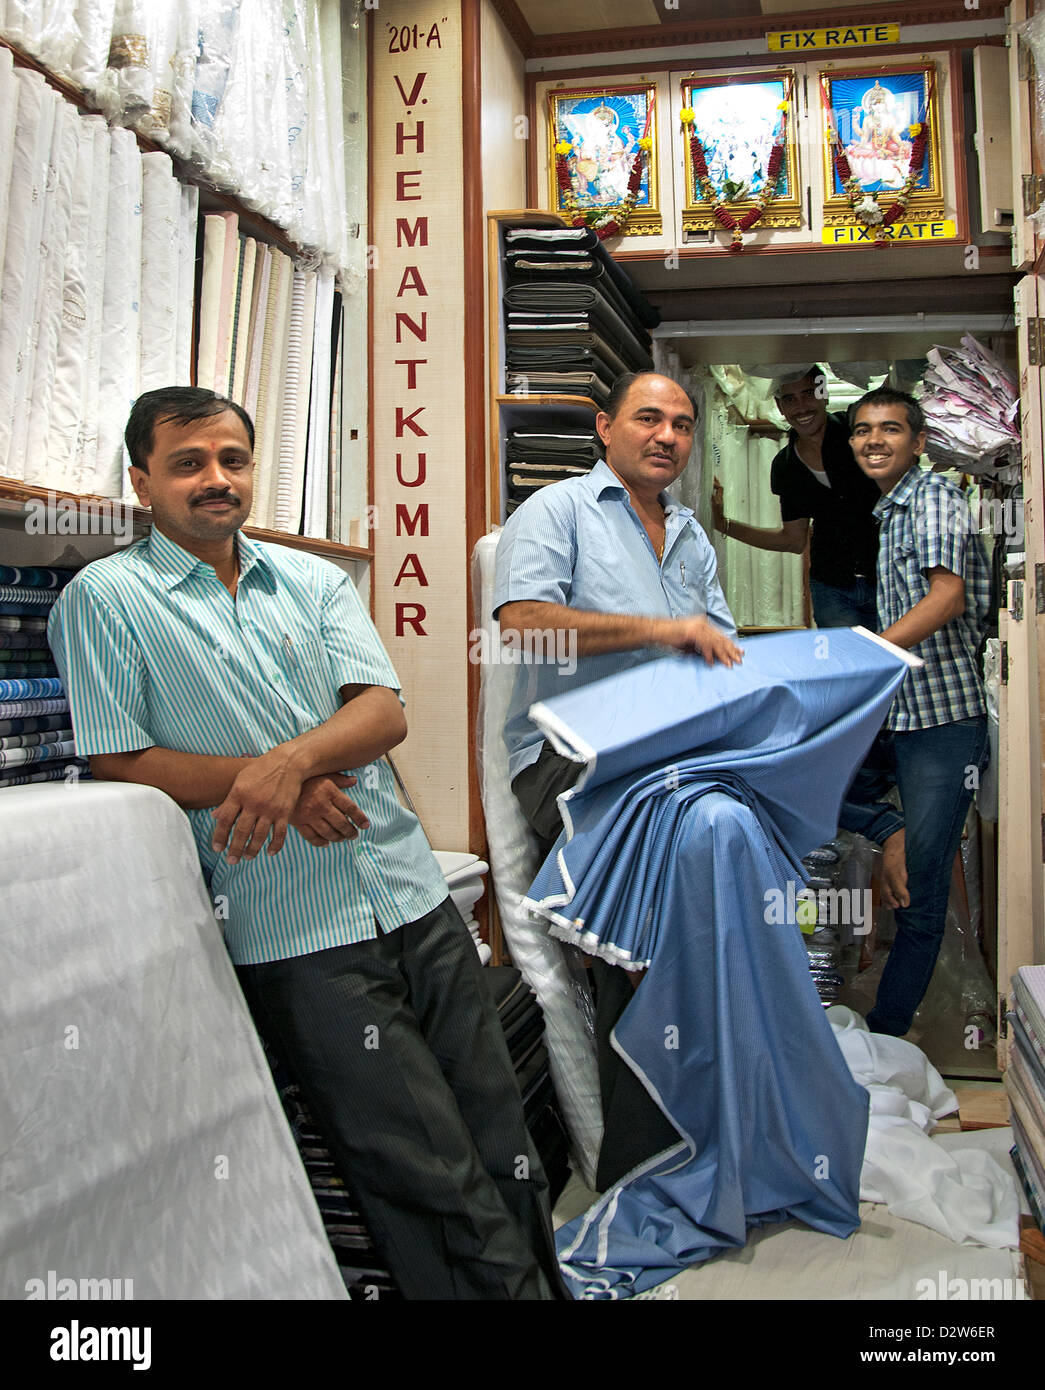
280, 636, 336, 713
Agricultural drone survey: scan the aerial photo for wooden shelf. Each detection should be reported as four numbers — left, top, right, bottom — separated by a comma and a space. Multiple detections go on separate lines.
0, 478, 372, 563
495, 393, 599, 412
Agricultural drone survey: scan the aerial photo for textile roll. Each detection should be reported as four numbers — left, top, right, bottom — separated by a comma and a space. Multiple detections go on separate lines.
94, 126, 142, 498
274, 269, 316, 534
303, 266, 336, 539
243, 244, 272, 422
251, 247, 293, 530
45, 113, 98, 489
69, 0, 119, 96
197, 213, 231, 395
229, 236, 257, 404
70, 116, 112, 496
23, 101, 82, 486
212, 217, 242, 395
0, 70, 56, 480
0, 699, 69, 719
174, 181, 199, 387
139, 151, 181, 394
0, 46, 18, 298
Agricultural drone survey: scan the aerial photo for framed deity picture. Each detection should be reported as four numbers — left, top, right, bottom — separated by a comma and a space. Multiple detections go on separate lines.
546, 83, 661, 237
680, 70, 802, 235
820, 64, 944, 224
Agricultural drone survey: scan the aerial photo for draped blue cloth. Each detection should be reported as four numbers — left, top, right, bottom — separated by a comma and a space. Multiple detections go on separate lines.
525, 628, 912, 1298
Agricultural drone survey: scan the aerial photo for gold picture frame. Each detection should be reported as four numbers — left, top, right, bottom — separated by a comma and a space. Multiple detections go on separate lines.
681, 70, 802, 235
546, 83, 661, 238
820, 63, 944, 226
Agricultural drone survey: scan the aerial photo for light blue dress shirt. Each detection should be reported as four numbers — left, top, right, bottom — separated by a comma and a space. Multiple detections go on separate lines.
493, 459, 737, 781
48, 528, 448, 965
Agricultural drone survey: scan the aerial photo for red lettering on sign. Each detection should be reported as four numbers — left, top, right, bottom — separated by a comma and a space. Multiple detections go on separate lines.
394, 73, 427, 107
395, 311, 427, 343
396, 121, 425, 154
395, 406, 427, 438
396, 503, 429, 537
396, 217, 428, 248
396, 266, 428, 297
393, 554, 429, 586
396, 453, 427, 486
394, 358, 427, 389
397, 170, 422, 201
395, 603, 427, 637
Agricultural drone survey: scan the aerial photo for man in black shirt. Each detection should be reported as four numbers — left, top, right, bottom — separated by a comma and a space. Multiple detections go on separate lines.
712, 365, 881, 627
712, 365, 908, 907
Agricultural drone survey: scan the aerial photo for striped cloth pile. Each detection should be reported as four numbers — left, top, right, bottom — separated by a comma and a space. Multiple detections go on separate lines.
0, 565, 87, 788
1005, 964, 1045, 1234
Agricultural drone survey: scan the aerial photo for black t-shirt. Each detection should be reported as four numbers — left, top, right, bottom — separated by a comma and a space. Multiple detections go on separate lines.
769, 412, 881, 589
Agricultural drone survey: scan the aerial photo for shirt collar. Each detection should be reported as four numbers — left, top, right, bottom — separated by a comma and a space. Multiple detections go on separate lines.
872, 464, 922, 521
588, 457, 694, 520
145, 527, 276, 590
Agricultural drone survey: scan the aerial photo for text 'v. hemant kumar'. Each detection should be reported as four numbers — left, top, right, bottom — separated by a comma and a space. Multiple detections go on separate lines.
468, 627, 578, 676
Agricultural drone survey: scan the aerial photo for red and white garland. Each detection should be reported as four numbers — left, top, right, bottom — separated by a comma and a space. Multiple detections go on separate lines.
822, 75, 933, 249
680, 90, 791, 253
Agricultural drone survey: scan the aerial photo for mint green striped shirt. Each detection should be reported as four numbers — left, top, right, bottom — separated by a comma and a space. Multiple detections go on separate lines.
47, 529, 448, 964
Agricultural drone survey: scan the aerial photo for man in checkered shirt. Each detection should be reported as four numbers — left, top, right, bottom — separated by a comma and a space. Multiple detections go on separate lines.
849, 386, 990, 1037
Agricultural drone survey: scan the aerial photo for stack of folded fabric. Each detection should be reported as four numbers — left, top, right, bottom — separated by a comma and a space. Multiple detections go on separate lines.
917, 334, 1021, 475
0, 566, 87, 789
1005, 964, 1045, 1232
503, 227, 659, 406
505, 429, 601, 515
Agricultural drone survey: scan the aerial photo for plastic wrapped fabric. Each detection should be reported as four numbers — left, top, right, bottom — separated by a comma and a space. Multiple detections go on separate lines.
45, 112, 96, 488
23, 99, 80, 487
70, 114, 110, 494
526, 628, 911, 1296
978, 637, 1000, 822
174, 181, 199, 388
138, 151, 181, 395
0, 0, 80, 73
0, 46, 18, 297
0, 70, 56, 481
471, 531, 603, 1190
303, 265, 336, 539
274, 268, 316, 534
93, 125, 140, 499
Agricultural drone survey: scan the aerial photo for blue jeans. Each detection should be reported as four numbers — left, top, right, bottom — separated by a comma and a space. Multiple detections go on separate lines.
810, 576, 877, 630
866, 716, 989, 1036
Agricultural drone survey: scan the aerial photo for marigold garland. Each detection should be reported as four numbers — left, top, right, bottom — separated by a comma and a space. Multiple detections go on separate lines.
680, 97, 790, 253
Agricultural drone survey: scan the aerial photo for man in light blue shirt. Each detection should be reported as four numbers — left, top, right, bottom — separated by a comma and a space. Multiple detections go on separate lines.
49, 387, 564, 1300
493, 370, 741, 1191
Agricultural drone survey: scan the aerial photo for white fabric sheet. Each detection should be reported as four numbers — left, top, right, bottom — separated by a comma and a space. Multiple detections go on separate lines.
71, 115, 111, 494
827, 1007, 1020, 1250
0, 781, 348, 1300
174, 181, 199, 387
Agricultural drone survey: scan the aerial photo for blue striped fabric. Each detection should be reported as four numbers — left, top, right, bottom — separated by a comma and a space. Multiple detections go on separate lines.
48, 529, 448, 965
0, 587, 59, 607
0, 677, 63, 700
0, 565, 72, 588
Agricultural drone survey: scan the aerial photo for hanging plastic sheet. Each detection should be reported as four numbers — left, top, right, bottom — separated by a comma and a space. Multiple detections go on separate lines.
525, 627, 913, 1297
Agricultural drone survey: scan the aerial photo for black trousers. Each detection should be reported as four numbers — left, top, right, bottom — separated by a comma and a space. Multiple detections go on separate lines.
511, 743, 681, 1192
236, 898, 566, 1299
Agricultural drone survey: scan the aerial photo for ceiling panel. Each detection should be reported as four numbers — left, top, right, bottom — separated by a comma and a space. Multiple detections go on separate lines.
520, 0, 661, 36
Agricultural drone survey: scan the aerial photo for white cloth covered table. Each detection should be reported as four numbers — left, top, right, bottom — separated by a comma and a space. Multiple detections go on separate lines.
0, 781, 348, 1300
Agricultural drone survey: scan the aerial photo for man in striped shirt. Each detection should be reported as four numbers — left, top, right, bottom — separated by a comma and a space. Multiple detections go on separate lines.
849, 387, 990, 1037
48, 386, 564, 1300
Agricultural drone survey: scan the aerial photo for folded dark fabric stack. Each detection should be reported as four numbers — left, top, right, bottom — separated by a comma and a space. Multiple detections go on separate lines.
505, 429, 600, 515
1005, 964, 1045, 1232
799, 839, 849, 1006
0, 565, 88, 788
265, 963, 570, 1298
502, 227, 659, 407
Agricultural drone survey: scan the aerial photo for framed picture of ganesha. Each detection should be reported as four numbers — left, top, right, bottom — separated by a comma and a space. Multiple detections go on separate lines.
820, 64, 944, 224
546, 84, 662, 237
680, 71, 803, 235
